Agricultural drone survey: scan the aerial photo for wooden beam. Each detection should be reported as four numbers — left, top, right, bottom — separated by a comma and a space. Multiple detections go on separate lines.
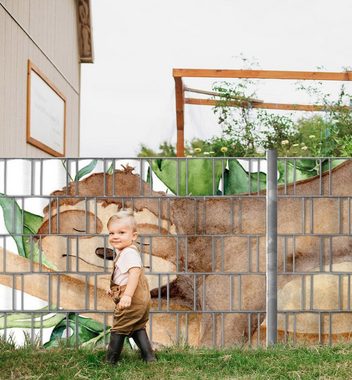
174, 77, 185, 157
185, 98, 352, 112
173, 69, 352, 81
184, 86, 263, 103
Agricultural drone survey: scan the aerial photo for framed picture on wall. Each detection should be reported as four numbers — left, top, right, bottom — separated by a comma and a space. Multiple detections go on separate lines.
26, 60, 66, 157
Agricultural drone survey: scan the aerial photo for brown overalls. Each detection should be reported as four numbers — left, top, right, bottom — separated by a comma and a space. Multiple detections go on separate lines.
109, 247, 151, 335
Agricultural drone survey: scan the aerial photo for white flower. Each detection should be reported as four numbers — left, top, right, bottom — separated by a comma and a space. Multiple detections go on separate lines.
220, 147, 228, 153
301, 146, 308, 151
309, 135, 316, 139
292, 143, 299, 147
204, 152, 210, 155
281, 140, 289, 145
194, 148, 201, 153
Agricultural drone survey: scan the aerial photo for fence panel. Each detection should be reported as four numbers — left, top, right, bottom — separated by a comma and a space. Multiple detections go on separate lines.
0, 156, 351, 348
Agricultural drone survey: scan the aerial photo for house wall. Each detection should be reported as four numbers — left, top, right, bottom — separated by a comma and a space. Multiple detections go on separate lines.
0, 0, 80, 157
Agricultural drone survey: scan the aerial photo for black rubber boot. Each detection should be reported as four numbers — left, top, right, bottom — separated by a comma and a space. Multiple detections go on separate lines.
106, 332, 126, 364
131, 329, 156, 362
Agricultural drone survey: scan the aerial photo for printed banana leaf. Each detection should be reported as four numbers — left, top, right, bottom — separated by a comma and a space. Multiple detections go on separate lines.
224, 159, 267, 194
277, 159, 348, 184
80, 330, 109, 348
226, 159, 347, 195
151, 158, 224, 195
107, 161, 114, 175
277, 160, 317, 184
0, 195, 55, 269
321, 158, 348, 173
225, 159, 317, 195
0, 310, 65, 329
0, 309, 112, 349
74, 159, 98, 181
44, 314, 105, 348
150, 158, 348, 196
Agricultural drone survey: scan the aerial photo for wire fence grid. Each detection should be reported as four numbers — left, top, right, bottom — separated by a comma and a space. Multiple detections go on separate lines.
0, 156, 351, 348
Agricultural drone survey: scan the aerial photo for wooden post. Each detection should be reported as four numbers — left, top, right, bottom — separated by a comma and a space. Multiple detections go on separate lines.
174, 77, 185, 157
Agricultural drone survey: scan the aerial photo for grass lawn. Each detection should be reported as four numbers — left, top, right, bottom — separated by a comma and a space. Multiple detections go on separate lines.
1, 340, 352, 379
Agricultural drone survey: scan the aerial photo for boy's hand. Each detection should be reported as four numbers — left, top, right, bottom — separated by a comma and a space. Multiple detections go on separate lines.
118, 295, 132, 309
106, 289, 113, 297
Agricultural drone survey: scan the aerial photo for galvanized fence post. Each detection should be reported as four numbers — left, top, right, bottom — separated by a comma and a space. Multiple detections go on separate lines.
266, 149, 278, 346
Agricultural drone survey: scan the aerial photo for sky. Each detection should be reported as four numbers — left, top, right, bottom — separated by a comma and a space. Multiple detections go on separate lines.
80, 0, 352, 157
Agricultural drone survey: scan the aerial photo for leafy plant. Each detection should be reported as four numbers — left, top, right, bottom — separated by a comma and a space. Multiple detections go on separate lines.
212, 80, 258, 156
257, 111, 297, 154
138, 142, 176, 158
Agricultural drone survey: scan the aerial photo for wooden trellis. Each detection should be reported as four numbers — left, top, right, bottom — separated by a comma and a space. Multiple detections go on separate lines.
173, 69, 352, 157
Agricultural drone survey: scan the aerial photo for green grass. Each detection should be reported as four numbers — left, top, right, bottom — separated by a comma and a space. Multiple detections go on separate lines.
1, 340, 352, 379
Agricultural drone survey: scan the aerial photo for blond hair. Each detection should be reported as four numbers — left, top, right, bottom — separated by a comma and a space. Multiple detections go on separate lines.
107, 208, 137, 232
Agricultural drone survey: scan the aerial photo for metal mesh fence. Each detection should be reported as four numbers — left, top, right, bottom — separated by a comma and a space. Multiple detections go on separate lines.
0, 157, 351, 348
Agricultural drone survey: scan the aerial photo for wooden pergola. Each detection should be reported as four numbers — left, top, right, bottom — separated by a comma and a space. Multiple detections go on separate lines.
173, 69, 352, 157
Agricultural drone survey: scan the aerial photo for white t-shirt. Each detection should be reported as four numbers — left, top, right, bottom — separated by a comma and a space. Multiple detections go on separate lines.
112, 246, 142, 286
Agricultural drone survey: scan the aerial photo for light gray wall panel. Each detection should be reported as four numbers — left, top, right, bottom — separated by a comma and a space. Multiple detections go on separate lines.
0, 2, 81, 158
0, 0, 30, 31
29, 0, 80, 91
0, 7, 26, 157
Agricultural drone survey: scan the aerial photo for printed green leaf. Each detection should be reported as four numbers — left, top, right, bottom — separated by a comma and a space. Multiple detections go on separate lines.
321, 158, 348, 173
224, 159, 267, 194
224, 159, 347, 195
24, 211, 43, 234
43, 322, 68, 348
74, 160, 98, 181
277, 160, 317, 184
0, 196, 26, 257
43, 314, 131, 349
0, 312, 65, 329
146, 166, 152, 185
106, 162, 114, 175
151, 158, 224, 195
149, 158, 347, 196
0, 194, 56, 269
277, 159, 347, 184
22, 232, 56, 270
75, 316, 104, 333
81, 330, 110, 349
44, 314, 104, 348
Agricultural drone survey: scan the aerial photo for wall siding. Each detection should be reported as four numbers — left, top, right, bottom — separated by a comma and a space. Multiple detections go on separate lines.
0, 1, 80, 157
0, 0, 30, 31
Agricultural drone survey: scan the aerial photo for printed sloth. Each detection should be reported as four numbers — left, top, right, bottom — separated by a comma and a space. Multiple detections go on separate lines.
4, 162, 352, 346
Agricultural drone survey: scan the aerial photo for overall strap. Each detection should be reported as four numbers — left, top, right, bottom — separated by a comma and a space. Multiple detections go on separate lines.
112, 245, 138, 270
113, 249, 122, 265
111, 250, 121, 280
124, 244, 150, 270
129, 244, 139, 252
